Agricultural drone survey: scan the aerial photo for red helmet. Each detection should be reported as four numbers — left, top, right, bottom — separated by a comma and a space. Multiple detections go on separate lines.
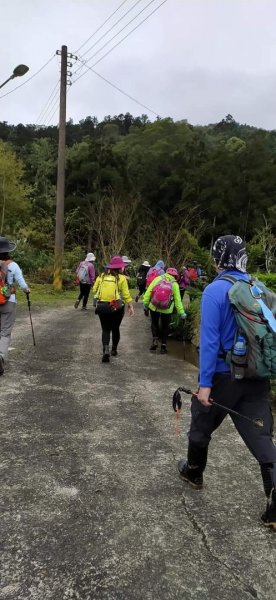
166, 267, 179, 281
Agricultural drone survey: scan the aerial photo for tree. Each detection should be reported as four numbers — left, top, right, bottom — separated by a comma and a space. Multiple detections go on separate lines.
92, 190, 139, 263
0, 141, 31, 234
253, 218, 276, 272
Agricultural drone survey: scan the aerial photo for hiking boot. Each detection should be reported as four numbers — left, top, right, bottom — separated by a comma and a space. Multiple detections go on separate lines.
160, 344, 168, 354
0, 356, 4, 376
102, 346, 110, 363
111, 347, 118, 356
150, 338, 158, 352
177, 459, 203, 489
81, 306, 87, 311
74, 300, 80, 309
261, 489, 276, 530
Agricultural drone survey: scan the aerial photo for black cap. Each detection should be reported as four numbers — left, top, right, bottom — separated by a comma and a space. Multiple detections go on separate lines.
0, 236, 16, 253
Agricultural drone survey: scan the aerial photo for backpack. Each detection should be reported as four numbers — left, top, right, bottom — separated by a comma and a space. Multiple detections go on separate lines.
150, 277, 173, 310
0, 260, 14, 305
76, 262, 90, 284
97, 274, 120, 302
146, 267, 162, 288
221, 275, 276, 379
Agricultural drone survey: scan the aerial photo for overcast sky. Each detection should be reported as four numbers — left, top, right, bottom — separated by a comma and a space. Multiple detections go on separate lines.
1, 0, 276, 129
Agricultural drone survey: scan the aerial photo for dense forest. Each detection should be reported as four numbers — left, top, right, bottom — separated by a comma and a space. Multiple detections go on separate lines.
0, 113, 275, 281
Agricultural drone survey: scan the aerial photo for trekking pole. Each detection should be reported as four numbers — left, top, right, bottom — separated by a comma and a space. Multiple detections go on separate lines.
172, 386, 264, 428
26, 292, 36, 346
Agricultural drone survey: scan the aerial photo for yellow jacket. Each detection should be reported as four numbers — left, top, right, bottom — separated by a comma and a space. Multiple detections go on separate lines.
93, 273, 132, 304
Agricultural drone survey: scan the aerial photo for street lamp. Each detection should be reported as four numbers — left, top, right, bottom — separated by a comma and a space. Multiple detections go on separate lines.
0, 64, 29, 90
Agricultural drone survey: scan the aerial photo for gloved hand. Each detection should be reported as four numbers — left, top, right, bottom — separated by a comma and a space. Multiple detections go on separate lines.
181, 313, 187, 320
144, 307, 149, 317
172, 389, 182, 412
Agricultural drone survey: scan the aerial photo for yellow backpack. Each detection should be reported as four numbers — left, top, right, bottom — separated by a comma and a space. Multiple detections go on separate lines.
97, 274, 121, 302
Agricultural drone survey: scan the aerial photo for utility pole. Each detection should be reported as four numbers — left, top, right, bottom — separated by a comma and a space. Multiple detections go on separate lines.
53, 46, 76, 289
53, 45, 67, 290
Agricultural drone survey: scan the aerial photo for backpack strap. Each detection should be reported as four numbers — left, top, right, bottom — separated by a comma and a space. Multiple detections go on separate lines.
220, 275, 239, 285
218, 274, 240, 360
0, 259, 13, 278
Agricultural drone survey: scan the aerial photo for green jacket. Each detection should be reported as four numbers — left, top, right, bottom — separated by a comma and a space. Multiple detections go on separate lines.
143, 274, 185, 315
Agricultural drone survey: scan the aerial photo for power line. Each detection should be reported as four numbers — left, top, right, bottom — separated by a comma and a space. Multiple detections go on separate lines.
79, 0, 144, 61
73, 0, 158, 77
0, 55, 55, 100
75, 59, 160, 117
75, 0, 130, 54
73, 0, 144, 81
43, 98, 60, 127
72, 0, 169, 85
38, 89, 60, 126
36, 80, 60, 125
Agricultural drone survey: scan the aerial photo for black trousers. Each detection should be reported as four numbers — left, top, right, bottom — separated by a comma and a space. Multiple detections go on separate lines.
137, 283, 146, 298
98, 307, 125, 349
188, 373, 276, 488
180, 288, 185, 300
150, 310, 171, 345
78, 283, 91, 307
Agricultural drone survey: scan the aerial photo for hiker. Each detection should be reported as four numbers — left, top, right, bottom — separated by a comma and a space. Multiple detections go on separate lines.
135, 260, 151, 302
145, 260, 165, 288
74, 252, 96, 310
143, 267, 186, 354
122, 255, 132, 280
0, 236, 30, 376
194, 261, 202, 278
93, 255, 134, 363
187, 264, 198, 283
177, 234, 276, 530
179, 266, 190, 300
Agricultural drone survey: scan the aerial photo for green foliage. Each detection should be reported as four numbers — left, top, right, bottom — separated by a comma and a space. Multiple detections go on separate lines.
13, 240, 50, 277
0, 141, 31, 233
183, 298, 201, 343
1, 113, 276, 285
252, 272, 276, 292
128, 276, 137, 289
63, 246, 84, 270
225, 136, 246, 153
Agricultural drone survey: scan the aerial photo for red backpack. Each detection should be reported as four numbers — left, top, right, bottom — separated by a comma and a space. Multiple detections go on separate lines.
146, 267, 163, 288
0, 260, 14, 305
150, 277, 173, 310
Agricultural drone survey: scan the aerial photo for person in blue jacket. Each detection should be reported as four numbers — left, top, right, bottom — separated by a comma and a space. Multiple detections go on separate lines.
177, 234, 276, 530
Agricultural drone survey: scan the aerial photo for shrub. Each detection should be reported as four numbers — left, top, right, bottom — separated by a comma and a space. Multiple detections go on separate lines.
183, 297, 201, 344
13, 241, 50, 277
252, 272, 276, 292
127, 276, 137, 289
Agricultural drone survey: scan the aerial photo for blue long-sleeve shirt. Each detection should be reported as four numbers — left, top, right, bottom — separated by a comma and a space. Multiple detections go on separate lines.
199, 270, 249, 387
5, 261, 29, 303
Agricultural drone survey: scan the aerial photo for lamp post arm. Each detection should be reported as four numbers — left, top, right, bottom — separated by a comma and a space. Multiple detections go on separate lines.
0, 75, 14, 90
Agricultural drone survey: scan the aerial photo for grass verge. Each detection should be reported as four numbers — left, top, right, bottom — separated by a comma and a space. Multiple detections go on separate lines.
16, 284, 77, 307
16, 284, 138, 307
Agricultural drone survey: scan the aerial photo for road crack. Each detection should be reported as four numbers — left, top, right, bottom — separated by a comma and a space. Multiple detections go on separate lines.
181, 493, 260, 600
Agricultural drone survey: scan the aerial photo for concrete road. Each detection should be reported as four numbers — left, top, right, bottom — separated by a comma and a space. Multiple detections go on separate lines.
1, 303, 275, 600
